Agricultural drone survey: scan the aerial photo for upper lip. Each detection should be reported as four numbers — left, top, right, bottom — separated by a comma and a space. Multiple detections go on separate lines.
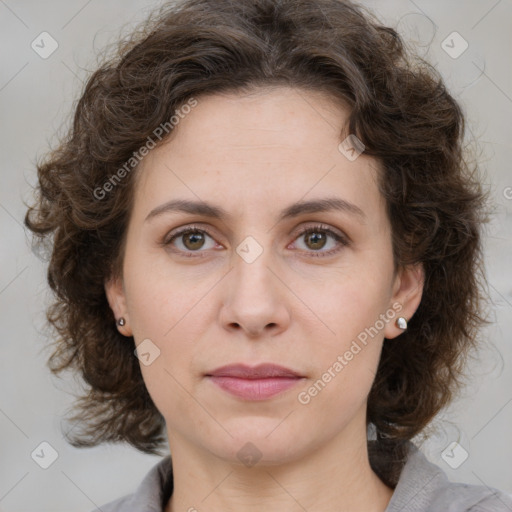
206, 363, 303, 379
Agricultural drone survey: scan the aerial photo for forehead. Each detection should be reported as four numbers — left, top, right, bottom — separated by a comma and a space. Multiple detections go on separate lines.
161, 86, 350, 155
132, 86, 383, 221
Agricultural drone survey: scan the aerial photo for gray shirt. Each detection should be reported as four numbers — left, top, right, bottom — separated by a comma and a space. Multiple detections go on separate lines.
94, 442, 512, 511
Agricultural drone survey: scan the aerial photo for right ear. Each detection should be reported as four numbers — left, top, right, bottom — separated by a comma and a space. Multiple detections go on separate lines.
105, 275, 133, 337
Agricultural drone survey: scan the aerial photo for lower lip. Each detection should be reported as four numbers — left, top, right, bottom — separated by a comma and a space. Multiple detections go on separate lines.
208, 376, 302, 400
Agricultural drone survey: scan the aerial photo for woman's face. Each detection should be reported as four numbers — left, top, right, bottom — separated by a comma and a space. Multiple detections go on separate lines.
106, 86, 423, 465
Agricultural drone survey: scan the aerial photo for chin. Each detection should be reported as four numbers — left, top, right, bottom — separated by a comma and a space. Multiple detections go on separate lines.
201, 421, 312, 467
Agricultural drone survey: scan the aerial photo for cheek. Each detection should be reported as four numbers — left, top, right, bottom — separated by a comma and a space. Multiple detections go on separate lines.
134, 315, 201, 421
123, 247, 215, 338
298, 282, 388, 420
122, 255, 210, 399
309, 268, 393, 347
295, 264, 393, 410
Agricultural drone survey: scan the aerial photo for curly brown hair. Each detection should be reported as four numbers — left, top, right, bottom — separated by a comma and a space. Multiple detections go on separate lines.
24, 0, 487, 461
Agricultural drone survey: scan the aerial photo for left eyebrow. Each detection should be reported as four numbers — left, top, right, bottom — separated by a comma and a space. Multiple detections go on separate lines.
276, 197, 366, 223
144, 196, 366, 224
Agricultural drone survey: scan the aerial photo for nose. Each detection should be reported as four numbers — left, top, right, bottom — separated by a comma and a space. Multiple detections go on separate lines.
219, 246, 291, 338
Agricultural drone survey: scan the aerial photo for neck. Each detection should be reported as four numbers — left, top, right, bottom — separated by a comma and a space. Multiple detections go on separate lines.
165, 424, 393, 512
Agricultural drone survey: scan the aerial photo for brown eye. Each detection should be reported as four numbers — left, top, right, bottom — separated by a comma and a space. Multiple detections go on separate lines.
182, 231, 206, 250
292, 225, 349, 257
164, 227, 218, 255
303, 231, 327, 250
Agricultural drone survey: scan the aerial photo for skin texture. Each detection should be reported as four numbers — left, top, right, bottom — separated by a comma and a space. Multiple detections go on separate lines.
105, 86, 424, 512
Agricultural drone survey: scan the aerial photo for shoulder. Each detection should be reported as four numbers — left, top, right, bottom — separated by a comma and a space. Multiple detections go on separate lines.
429, 482, 512, 512
384, 442, 512, 512
93, 494, 133, 512
91, 455, 173, 512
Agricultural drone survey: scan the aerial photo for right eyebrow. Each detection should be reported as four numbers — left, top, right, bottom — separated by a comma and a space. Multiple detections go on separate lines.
145, 199, 231, 223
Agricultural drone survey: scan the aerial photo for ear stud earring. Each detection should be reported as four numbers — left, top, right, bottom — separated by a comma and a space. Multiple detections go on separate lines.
396, 317, 407, 330
117, 317, 126, 327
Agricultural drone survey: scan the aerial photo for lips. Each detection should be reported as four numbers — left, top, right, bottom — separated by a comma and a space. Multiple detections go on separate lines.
207, 363, 302, 379
206, 363, 304, 400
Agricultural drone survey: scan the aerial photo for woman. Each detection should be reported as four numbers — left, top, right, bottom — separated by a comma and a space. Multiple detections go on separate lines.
24, 0, 512, 510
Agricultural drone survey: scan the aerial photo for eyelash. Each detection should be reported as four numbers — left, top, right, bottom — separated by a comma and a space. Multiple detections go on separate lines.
162, 223, 349, 258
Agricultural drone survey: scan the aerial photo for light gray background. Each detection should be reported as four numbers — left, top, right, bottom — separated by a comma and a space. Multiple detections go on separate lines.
1, 1, 511, 510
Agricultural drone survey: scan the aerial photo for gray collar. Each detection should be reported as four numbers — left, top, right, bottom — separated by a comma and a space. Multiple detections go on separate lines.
97, 441, 512, 512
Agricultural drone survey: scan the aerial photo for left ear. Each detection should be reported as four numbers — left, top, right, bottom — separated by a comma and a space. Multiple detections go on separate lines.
384, 263, 424, 339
